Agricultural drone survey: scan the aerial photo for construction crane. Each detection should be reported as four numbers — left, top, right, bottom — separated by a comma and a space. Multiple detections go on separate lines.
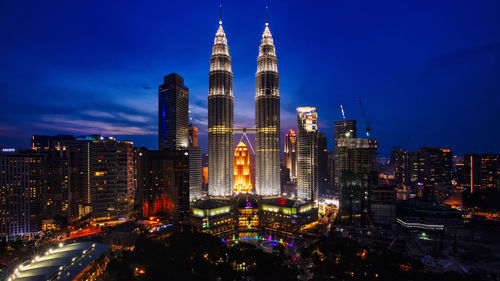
339, 103, 353, 138
339, 103, 346, 120
357, 98, 372, 138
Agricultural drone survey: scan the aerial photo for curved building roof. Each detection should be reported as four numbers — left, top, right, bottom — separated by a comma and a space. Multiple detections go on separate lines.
7, 242, 109, 281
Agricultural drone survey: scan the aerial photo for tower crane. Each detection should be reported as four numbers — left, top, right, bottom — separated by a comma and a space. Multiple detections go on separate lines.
339, 103, 352, 138
339, 103, 346, 120
357, 98, 372, 138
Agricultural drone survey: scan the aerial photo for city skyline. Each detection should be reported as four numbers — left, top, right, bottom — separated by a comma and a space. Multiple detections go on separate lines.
1, 2, 500, 280
1, 1, 499, 156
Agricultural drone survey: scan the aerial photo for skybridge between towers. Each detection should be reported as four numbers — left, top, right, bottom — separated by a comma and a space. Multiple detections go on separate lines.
233, 128, 257, 134
233, 128, 256, 155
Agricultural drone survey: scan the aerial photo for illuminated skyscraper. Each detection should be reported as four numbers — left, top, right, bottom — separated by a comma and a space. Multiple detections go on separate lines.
188, 146, 203, 201
159, 73, 189, 150
208, 17, 234, 197
90, 137, 134, 220
284, 129, 298, 181
255, 20, 280, 196
297, 107, 319, 202
188, 124, 202, 201
234, 142, 252, 194
0, 150, 43, 241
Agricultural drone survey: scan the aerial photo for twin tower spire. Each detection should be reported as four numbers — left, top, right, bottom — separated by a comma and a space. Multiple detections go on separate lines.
208, 9, 280, 197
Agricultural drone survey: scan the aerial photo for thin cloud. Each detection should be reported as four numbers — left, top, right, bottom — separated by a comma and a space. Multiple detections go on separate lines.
37, 115, 156, 135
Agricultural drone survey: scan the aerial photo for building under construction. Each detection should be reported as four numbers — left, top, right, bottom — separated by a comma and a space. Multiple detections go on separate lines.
337, 138, 378, 226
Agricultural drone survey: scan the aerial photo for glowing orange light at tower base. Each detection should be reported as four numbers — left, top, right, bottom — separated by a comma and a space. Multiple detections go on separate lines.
234, 141, 252, 193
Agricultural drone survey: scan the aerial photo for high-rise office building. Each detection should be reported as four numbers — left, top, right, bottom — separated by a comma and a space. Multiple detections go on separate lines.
188, 146, 203, 201
68, 137, 94, 219
333, 120, 356, 189
135, 148, 190, 224
32, 134, 91, 221
234, 142, 252, 194
159, 73, 189, 150
408, 147, 452, 200
284, 129, 298, 182
32, 135, 75, 220
202, 154, 209, 194
208, 18, 234, 197
391, 146, 410, 188
317, 132, 330, 196
337, 138, 378, 225
40, 147, 73, 220
0, 150, 44, 241
159, 73, 201, 201
189, 124, 199, 147
296, 107, 319, 202
90, 137, 134, 220
30, 134, 135, 221
454, 156, 465, 187
464, 153, 499, 193
188, 123, 202, 201
255, 20, 280, 197
327, 152, 335, 195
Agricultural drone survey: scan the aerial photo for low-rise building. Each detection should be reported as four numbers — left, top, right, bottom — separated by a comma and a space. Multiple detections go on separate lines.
191, 199, 236, 237
370, 186, 396, 227
190, 195, 318, 239
7, 242, 110, 281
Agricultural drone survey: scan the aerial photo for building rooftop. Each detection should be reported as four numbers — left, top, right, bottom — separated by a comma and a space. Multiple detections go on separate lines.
192, 198, 233, 210
261, 197, 302, 208
8, 242, 109, 281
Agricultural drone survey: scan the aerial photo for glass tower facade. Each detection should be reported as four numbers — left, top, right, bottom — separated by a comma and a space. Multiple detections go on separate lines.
159, 73, 189, 150
255, 21, 280, 196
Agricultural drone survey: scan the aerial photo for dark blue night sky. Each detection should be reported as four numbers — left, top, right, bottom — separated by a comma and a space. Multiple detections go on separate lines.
1, 0, 499, 156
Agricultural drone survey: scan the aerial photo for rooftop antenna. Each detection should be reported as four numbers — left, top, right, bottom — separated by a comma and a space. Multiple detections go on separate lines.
219, 3, 222, 24
265, 5, 269, 26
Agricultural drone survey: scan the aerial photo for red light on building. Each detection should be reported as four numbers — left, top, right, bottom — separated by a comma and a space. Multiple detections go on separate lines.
278, 198, 286, 206
399, 263, 412, 271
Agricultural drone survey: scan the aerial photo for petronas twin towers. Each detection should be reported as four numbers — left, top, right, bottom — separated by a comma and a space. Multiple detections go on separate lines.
208, 17, 280, 197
